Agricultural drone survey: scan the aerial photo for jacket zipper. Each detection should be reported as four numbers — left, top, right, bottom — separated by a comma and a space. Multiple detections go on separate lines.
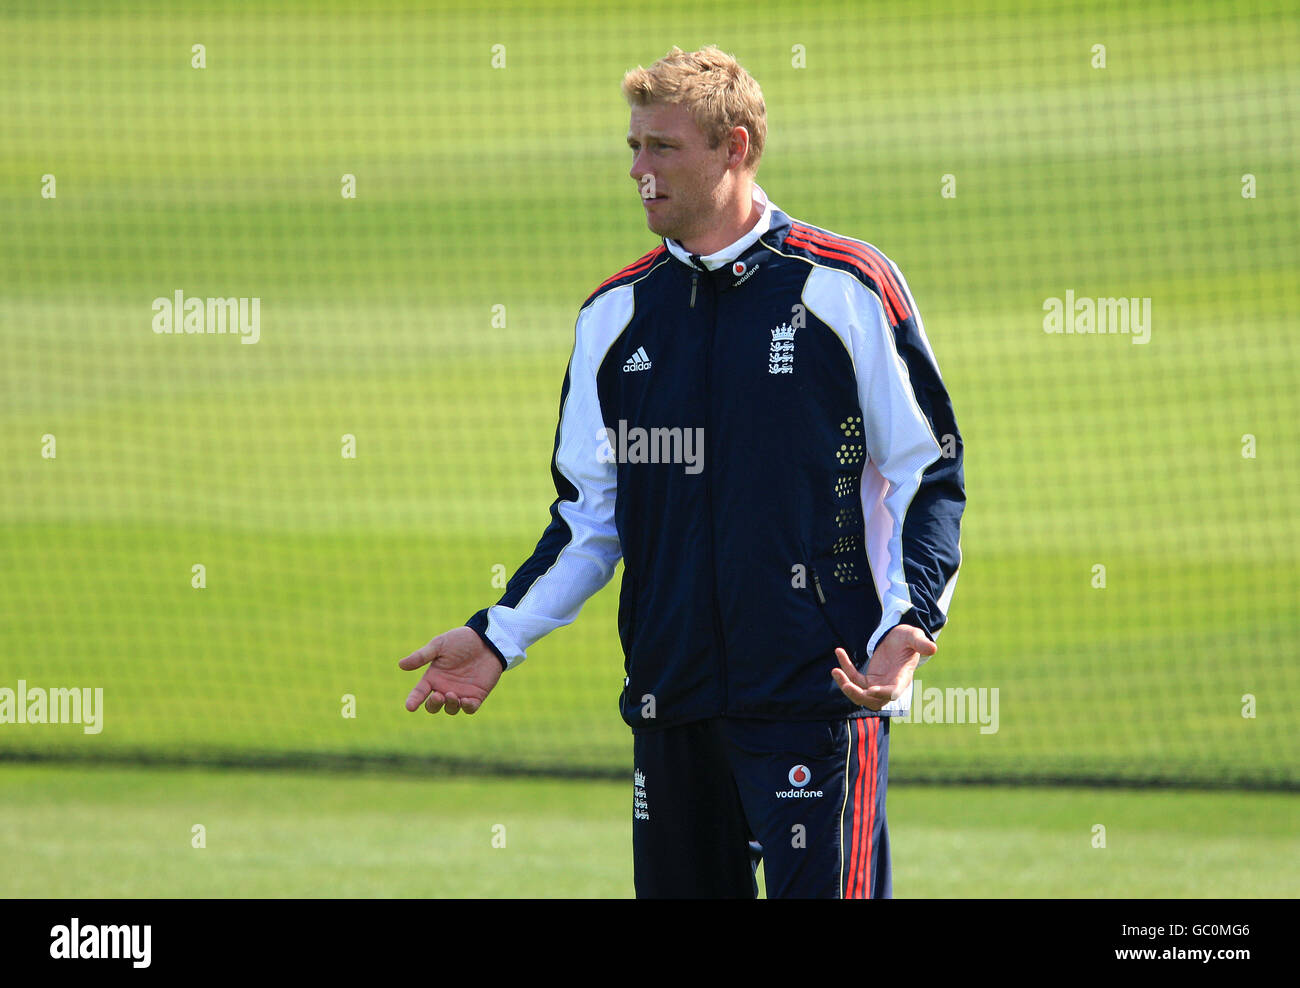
699, 267, 728, 710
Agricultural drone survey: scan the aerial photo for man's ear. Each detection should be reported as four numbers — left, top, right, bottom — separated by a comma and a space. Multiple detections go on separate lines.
728, 125, 751, 169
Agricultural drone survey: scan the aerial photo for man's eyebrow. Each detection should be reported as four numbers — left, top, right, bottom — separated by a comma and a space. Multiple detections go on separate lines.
626, 132, 678, 145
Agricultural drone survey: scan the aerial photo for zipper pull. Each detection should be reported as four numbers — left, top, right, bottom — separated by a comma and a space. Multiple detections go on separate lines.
812, 567, 826, 604
690, 271, 698, 308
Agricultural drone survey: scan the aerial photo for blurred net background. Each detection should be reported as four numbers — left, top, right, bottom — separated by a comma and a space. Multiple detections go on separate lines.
1, 0, 1296, 789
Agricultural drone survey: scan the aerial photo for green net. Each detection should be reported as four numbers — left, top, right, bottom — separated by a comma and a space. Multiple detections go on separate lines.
2, 0, 1297, 789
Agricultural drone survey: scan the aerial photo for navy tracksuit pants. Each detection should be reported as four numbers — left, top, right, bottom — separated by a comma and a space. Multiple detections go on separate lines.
632, 716, 891, 898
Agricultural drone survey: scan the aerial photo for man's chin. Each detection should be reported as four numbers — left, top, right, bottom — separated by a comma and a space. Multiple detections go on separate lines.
645, 215, 679, 240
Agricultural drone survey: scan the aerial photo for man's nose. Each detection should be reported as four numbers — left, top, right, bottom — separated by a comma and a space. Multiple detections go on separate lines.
631, 167, 657, 200
629, 150, 650, 183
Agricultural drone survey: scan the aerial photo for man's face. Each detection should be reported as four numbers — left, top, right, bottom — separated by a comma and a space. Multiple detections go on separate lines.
627, 102, 731, 244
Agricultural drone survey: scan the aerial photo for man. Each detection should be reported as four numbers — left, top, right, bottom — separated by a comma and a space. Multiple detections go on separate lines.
400, 45, 964, 898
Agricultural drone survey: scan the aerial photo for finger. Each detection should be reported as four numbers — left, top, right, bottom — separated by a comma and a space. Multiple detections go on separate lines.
424, 690, 445, 714
862, 684, 899, 703
835, 647, 864, 685
833, 668, 883, 710
405, 673, 435, 711
462, 696, 481, 715
907, 629, 937, 657
398, 636, 441, 671
444, 692, 462, 716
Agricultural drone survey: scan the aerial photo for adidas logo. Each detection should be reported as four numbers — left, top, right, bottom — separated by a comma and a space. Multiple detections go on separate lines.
623, 346, 652, 372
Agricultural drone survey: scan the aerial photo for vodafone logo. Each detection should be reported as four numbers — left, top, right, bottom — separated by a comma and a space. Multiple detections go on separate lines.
776, 763, 822, 798
731, 261, 760, 287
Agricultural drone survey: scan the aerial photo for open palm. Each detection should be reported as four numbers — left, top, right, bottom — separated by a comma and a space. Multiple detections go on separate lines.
831, 624, 936, 711
399, 627, 504, 715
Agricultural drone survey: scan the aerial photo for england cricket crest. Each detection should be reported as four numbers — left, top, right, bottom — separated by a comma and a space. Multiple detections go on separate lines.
769, 322, 796, 374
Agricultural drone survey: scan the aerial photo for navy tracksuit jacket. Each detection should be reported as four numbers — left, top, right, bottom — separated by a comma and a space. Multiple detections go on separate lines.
467, 186, 965, 731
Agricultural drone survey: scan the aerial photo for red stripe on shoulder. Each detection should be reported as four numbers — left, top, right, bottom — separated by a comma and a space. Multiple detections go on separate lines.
589, 245, 667, 298
789, 223, 907, 308
825, 231, 911, 324
786, 225, 911, 326
786, 226, 911, 325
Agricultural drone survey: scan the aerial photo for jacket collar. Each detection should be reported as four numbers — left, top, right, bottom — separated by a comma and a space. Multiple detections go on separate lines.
661, 183, 780, 272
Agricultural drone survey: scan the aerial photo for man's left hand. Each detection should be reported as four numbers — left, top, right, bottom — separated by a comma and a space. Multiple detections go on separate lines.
831, 624, 936, 711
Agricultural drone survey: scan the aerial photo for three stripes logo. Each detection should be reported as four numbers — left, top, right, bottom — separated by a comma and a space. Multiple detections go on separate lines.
623, 346, 652, 373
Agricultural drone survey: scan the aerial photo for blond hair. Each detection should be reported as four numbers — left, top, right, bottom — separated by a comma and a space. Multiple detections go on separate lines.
622, 45, 766, 172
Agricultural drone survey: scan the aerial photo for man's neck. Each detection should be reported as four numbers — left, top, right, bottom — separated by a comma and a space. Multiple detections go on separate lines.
677, 183, 760, 257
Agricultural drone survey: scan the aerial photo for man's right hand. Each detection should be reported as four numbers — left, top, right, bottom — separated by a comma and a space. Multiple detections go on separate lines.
399, 627, 504, 715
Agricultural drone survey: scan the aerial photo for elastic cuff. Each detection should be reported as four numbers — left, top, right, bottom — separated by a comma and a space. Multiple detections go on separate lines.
896, 607, 934, 642
465, 614, 509, 671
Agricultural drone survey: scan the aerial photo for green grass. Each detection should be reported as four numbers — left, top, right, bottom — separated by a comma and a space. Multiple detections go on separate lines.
1, 764, 1295, 897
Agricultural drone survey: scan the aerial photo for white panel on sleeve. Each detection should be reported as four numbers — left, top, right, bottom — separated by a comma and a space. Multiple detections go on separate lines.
483, 287, 632, 667
802, 266, 944, 683
877, 254, 964, 650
